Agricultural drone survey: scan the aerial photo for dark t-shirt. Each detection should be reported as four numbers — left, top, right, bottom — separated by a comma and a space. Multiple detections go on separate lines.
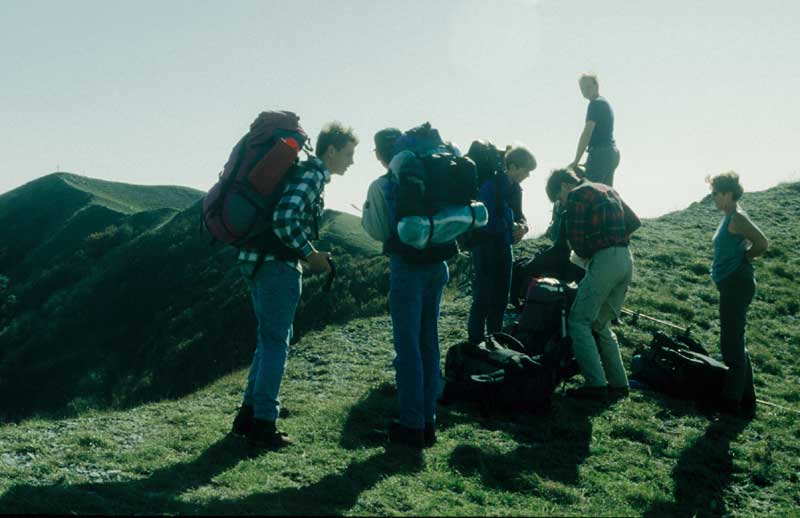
586, 96, 615, 147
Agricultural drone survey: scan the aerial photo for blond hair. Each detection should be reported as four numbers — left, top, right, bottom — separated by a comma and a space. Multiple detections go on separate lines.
504, 145, 537, 171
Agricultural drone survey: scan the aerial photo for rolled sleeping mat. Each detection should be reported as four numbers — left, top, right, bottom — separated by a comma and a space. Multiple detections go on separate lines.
398, 202, 488, 250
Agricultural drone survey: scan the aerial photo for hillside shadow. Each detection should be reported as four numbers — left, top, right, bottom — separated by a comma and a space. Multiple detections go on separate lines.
644, 416, 750, 517
0, 404, 423, 515
447, 394, 608, 492
0, 247, 390, 424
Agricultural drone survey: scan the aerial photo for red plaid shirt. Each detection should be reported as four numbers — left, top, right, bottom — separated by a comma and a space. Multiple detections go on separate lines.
565, 181, 641, 258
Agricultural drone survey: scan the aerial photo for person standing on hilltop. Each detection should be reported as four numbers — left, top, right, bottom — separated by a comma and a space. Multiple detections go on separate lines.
545, 167, 640, 402
570, 73, 620, 186
230, 122, 358, 452
465, 141, 536, 344
361, 127, 452, 449
708, 172, 768, 418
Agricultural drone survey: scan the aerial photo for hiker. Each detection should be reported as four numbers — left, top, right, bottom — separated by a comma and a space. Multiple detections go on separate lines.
466, 142, 536, 344
231, 121, 358, 450
570, 73, 620, 186
709, 172, 768, 417
507, 146, 530, 238
545, 168, 640, 401
361, 127, 453, 449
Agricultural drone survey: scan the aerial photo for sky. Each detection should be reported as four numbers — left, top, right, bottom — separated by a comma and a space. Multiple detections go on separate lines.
2, 0, 799, 235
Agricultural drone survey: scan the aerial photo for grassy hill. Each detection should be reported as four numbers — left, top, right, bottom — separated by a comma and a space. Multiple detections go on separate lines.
0, 179, 798, 515
0, 172, 202, 282
0, 174, 386, 421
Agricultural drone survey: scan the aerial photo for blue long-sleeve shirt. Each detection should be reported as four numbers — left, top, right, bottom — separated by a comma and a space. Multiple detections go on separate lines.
476, 173, 514, 245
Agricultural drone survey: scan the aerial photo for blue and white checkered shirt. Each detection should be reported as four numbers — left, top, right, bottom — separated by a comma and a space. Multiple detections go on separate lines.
238, 160, 330, 271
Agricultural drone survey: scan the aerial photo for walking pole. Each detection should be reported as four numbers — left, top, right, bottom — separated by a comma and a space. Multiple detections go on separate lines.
621, 307, 691, 336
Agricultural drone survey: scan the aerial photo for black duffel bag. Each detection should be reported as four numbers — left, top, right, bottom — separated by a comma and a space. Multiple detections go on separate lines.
631, 331, 728, 401
441, 333, 558, 415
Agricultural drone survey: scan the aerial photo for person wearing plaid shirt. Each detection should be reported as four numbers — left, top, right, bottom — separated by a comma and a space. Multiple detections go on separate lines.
545, 167, 641, 402
231, 121, 358, 452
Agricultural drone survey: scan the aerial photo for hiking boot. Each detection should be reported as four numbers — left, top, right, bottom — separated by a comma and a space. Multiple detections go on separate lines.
719, 398, 756, 421
248, 419, 291, 452
387, 421, 425, 449
566, 385, 608, 402
740, 398, 757, 420
424, 422, 436, 448
230, 404, 254, 437
608, 385, 630, 401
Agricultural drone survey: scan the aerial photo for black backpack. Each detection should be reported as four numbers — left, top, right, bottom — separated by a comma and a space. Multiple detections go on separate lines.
391, 123, 478, 220
441, 333, 563, 415
631, 331, 728, 400
457, 140, 508, 251
514, 277, 579, 357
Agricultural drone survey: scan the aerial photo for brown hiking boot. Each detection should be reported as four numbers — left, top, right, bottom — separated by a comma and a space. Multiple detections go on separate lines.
248, 419, 292, 453
230, 404, 254, 437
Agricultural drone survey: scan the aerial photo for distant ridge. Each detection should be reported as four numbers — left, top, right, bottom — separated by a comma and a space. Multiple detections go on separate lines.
30, 172, 202, 213
0, 173, 203, 279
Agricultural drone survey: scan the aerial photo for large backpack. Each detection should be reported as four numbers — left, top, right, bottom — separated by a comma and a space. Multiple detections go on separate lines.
202, 111, 309, 246
457, 140, 509, 251
390, 123, 478, 221
466, 140, 505, 188
381, 123, 479, 259
631, 331, 728, 401
441, 333, 558, 415
514, 277, 578, 356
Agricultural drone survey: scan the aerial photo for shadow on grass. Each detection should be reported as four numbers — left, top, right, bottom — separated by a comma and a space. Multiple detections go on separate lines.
0, 399, 424, 515
338, 380, 490, 451
644, 416, 750, 517
446, 393, 608, 495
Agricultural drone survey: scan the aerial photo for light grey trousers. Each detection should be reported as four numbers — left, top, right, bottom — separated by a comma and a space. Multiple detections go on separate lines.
568, 246, 633, 388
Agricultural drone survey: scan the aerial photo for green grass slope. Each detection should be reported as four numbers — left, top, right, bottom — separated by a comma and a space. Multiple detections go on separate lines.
0, 190, 388, 421
0, 182, 798, 515
0, 173, 202, 281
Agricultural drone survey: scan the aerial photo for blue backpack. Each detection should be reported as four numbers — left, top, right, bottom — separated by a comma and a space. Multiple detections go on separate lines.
379, 123, 478, 262
390, 122, 478, 220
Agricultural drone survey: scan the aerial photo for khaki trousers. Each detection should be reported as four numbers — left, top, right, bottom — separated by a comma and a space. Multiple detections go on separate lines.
568, 246, 633, 388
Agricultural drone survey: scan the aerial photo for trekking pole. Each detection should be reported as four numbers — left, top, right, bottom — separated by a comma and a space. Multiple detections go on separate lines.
349, 204, 362, 213
755, 398, 800, 415
621, 307, 691, 336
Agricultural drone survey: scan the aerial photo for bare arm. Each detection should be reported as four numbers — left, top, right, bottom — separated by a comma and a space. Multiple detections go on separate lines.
729, 211, 769, 260
571, 120, 595, 168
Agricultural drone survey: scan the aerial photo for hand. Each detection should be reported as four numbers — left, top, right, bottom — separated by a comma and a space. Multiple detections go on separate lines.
512, 223, 528, 244
303, 250, 332, 275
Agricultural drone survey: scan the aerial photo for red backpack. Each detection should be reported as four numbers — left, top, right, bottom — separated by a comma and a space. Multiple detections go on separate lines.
202, 111, 309, 245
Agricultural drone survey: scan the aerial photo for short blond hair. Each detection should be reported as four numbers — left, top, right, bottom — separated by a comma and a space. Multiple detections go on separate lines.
505, 145, 536, 171
579, 73, 598, 87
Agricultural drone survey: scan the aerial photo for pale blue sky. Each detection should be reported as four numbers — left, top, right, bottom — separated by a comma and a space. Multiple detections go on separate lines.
2, 0, 798, 234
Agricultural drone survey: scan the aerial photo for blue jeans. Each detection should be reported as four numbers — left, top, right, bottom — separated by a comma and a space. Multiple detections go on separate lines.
389, 255, 449, 430
240, 260, 302, 421
468, 241, 513, 343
